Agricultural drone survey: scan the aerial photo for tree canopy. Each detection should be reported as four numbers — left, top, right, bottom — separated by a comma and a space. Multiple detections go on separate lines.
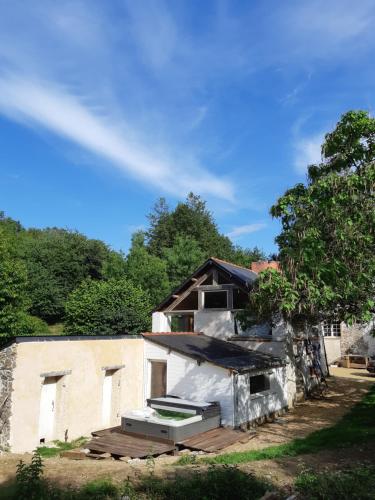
246, 110, 375, 327
64, 278, 152, 335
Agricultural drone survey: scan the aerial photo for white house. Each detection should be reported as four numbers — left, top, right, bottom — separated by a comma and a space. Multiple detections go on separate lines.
143, 332, 288, 428
152, 257, 329, 406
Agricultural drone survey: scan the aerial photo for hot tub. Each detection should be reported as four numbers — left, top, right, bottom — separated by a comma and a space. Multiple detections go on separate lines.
121, 398, 221, 442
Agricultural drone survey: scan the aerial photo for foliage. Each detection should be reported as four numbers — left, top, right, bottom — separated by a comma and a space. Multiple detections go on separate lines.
163, 235, 206, 290
125, 231, 170, 306
19, 228, 115, 323
182, 384, 375, 465
36, 437, 88, 458
246, 110, 375, 326
0, 228, 30, 336
295, 466, 375, 500
64, 278, 151, 335
16, 451, 44, 500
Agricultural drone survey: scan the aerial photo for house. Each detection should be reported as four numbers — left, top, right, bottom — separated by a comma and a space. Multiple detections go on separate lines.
152, 257, 329, 405
143, 332, 287, 428
323, 319, 375, 365
0, 335, 144, 453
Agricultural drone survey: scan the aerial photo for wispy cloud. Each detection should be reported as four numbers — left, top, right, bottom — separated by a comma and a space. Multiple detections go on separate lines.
0, 75, 234, 201
226, 223, 266, 239
293, 132, 324, 174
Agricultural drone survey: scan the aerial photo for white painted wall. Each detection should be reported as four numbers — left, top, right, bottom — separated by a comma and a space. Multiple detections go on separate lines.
144, 340, 234, 426
324, 337, 341, 364
236, 367, 288, 425
152, 312, 171, 332
194, 310, 235, 339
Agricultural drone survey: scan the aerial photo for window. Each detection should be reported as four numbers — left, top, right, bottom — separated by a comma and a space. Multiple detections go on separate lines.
204, 290, 227, 309
170, 314, 194, 332
250, 374, 270, 394
233, 288, 249, 309
323, 321, 341, 337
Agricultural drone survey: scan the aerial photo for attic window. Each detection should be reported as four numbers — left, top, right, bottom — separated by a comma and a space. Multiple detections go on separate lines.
323, 321, 341, 337
204, 290, 227, 309
250, 374, 270, 394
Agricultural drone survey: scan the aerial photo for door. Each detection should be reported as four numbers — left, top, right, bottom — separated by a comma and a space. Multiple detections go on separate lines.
39, 376, 58, 442
150, 361, 167, 398
102, 371, 113, 427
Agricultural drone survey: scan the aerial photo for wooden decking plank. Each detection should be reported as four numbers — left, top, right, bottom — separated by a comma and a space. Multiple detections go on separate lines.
178, 428, 246, 452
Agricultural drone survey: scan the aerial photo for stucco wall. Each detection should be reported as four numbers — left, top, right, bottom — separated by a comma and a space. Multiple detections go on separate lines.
152, 312, 171, 333
341, 322, 375, 357
236, 367, 288, 426
144, 340, 234, 426
324, 337, 341, 364
10, 337, 144, 453
194, 310, 235, 339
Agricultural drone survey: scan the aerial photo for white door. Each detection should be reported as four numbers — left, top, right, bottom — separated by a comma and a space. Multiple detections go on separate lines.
102, 372, 113, 427
39, 377, 57, 442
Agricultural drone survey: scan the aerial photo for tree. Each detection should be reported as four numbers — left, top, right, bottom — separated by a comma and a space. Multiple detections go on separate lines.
245, 110, 375, 327
125, 231, 170, 306
64, 278, 152, 335
230, 246, 266, 268
146, 193, 234, 259
162, 235, 205, 290
19, 228, 113, 323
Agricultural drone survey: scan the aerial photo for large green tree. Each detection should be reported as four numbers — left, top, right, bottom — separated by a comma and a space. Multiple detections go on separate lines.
245, 110, 375, 327
64, 278, 152, 335
125, 231, 170, 306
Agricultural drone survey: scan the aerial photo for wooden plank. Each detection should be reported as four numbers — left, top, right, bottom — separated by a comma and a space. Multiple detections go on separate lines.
178, 428, 247, 452
87, 430, 175, 458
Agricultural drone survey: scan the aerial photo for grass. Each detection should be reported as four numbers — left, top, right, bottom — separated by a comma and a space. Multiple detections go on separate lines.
47, 323, 65, 335
36, 437, 88, 458
177, 384, 375, 466
295, 466, 375, 499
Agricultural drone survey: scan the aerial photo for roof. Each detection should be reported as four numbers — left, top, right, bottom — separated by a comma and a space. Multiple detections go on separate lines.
143, 333, 283, 373
154, 257, 258, 312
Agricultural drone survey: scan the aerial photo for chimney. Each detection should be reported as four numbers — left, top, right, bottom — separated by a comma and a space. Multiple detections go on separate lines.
251, 261, 280, 273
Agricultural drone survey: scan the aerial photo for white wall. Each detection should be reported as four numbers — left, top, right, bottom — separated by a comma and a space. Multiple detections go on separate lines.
236, 367, 288, 425
144, 340, 234, 426
324, 337, 341, 364
194, 310, 235, 339
152, 312, 171, 332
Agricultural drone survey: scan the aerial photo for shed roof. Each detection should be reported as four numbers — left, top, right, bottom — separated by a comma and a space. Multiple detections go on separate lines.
143, 333, 283, 374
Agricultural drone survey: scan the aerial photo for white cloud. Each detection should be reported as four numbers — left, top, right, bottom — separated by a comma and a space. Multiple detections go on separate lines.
293, 133, 324, 174
0, 75, 234, 201
226, 223, 266, 239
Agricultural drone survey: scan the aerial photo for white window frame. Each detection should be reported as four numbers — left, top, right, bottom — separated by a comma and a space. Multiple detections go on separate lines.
323, 320, 341, 337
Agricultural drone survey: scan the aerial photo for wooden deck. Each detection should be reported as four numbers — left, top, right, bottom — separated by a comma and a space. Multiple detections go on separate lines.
87, 426, 253, 458
87, 428, 176, 458
177, 427, 252, 452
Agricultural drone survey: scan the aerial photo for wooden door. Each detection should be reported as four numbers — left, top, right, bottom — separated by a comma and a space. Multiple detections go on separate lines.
39, 376, 57, 442
150, 361, 167, 398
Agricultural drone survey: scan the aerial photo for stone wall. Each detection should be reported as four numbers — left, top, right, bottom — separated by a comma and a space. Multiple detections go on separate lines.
0, 343, 16, 450
340, 322, 373, 356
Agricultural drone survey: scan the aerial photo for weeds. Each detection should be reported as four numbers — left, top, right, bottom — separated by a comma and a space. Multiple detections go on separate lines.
37, 436, 88, 458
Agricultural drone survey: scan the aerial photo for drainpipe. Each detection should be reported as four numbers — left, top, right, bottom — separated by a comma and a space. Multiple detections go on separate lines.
233, 372, 238, 428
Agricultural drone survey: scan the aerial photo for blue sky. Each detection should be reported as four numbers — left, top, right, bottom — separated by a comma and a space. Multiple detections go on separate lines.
0, 1, 374, 255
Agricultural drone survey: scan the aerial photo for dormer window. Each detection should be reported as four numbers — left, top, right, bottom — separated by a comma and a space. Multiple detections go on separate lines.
203, 290, 228, 309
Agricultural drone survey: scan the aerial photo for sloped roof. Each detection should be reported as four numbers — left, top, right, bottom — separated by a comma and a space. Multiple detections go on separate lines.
154, 257, 258, 312
143, 333, 283, 373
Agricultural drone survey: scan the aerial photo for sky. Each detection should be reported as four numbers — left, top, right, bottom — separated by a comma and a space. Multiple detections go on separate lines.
0, 0, 374, 255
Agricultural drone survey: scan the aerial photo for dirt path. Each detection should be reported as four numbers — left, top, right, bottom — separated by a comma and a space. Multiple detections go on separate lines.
0, 370, 373, 489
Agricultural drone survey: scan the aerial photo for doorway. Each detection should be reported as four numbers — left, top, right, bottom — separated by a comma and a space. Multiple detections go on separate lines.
149, 361, 167, 398
102, 369, 116, 427
39, 376, 58, 443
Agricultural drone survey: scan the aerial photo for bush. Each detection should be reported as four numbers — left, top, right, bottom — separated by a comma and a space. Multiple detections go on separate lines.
295, 466, 375, 500
64, 278, 151, 335
18, 314, 49, 335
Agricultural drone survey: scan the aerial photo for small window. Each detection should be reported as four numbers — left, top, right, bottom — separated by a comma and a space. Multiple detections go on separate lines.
170, 314, 194, 332
250, 374, 270, 394
323, 321, 341, 337
204, 290, 227, 309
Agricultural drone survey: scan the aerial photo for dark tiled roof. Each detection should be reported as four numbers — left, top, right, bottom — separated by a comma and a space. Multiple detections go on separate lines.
211, 258, 258, 288
143, 333, 283, 373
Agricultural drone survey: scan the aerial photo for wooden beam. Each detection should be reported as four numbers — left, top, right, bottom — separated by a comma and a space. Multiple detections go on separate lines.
166, 273, 208, 312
